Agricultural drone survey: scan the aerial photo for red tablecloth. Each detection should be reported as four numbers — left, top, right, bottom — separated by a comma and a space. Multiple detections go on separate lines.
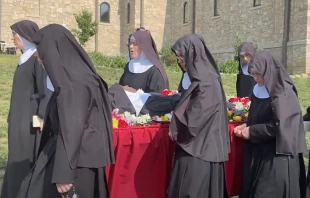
106, 124, 174, 198
225, 122, 245, 197
106, 123, 245, 198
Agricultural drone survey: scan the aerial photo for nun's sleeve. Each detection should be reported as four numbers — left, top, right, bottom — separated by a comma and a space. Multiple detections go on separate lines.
249, 121, 277, 143
119, 63, 128, 85
51, 132, 75, 184
147, 67, 166, 93
34, 60, 52, 119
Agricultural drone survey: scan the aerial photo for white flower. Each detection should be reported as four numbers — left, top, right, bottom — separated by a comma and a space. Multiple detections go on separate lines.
234, 102, 244, 111
122, 111, 151, 126
164, 113, 172, 121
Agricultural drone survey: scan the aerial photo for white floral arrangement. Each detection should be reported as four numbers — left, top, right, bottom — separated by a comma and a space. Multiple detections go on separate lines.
123, 111, 152, 126
153, 112, 173, 122
112, 108, 152, 128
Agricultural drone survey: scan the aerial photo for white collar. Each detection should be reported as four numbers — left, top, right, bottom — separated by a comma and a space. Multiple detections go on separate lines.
46, 76, 54, 92
128, 51, 154, 73
182, 72, 191, 90
18, 35, 37, 65
128, 35, 153, 73
253, 84, 270, 99
124, 91, 151, 115
240, 63, 249, 75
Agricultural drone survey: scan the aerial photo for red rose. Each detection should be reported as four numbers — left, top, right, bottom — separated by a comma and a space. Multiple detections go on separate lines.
228, 97, 238, 102
161, 89, 172, 96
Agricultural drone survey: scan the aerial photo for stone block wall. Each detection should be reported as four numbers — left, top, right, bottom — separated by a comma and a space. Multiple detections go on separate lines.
1, 0, 310, 74
0, 0, 122, 55
166, 0, 310, 74
119, 0, 139, 55
97, 0, 121, 55
1, 0, 95, 50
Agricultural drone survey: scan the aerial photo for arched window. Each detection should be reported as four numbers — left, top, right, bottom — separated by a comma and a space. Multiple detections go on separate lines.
254, 0, 262, 7
100, 2, 110, 23
214, 0, 219, 16
183, 2, 188, 24
127, 3, 130, 24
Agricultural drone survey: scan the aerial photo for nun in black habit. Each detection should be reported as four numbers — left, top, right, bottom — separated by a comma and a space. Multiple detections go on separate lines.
234, 51, 307, 198
236, 42, 256, 98
168, 34, 230, 198
119, 31, 169, 93
1, 20, 51, 198
16, 24, 114, 198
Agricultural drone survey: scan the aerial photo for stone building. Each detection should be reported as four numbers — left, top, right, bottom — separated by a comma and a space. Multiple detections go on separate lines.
0, 0, 309, 74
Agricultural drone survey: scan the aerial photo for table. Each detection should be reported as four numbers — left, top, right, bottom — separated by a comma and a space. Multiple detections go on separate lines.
106, 122, 245, 198
106, 124, 174, 198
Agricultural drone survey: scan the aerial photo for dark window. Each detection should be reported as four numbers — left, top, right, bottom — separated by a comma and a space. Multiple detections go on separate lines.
254, 0, 262, 7
127, 3, 130, 24
100, 2, 110, 23
214, 0, 219, 16
183, 2, 189, 24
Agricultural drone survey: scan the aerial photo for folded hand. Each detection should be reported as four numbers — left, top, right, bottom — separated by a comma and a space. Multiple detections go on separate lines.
234, 123, 247, 137
123, 85, 137, 93
56, 183, 73, 194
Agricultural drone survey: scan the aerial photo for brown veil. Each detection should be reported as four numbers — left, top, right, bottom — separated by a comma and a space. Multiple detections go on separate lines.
11, 20, 39, 43
170, 34, 229, 162
31, 24, 114, 168
248, 51, 306, 155
130, 31, 169, 88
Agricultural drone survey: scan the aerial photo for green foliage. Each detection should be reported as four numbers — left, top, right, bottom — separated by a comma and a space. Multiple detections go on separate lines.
158, 45, 179, 70
71, 10, 98, 46
218, 59, 239, 74
88, 51, 127, 68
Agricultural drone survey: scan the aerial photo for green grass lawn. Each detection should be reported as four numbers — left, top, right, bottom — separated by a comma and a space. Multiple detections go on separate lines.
0, 54, 309, 168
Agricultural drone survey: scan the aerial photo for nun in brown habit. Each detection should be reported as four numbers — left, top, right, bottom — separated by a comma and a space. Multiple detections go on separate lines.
120, 30, 169, 93
168, 34, 230, 198
16, 24, 114, 198
236, 42, 257, 98
234, 51, 307, 198
1, 20, 51, 198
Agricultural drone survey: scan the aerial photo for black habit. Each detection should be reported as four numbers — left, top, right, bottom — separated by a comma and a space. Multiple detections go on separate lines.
1, 20, 51, 198
168, 34, 230, 198
304, 106, 310, 121
240, 51, 307, 198
236, 42, 256, 98
17, 24, 114, 198
120, 31, 169, 93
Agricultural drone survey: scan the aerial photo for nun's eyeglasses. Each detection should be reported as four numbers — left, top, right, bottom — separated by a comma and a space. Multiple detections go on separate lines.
127, 42, 138, 47
250, 73, 262, 78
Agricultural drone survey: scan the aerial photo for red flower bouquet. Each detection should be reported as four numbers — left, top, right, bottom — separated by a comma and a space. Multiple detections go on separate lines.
161, 89, 178, 96
227, 97, 251, 122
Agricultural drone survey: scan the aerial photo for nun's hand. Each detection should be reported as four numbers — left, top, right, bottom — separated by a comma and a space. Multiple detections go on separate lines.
40, 121, 44, 132
168, 131, 174, 141
241, 127, 250, 139
56, 183, 73, 193
234, 123, 246, 137
123, 85, 137, 93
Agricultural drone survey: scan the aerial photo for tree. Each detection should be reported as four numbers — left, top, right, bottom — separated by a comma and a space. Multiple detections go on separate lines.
72, 10, 98, 46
